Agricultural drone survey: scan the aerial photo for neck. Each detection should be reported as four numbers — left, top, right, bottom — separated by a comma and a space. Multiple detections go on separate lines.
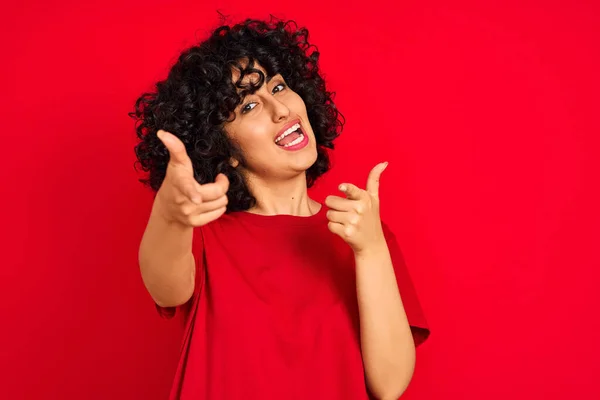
244, 173, 319, 216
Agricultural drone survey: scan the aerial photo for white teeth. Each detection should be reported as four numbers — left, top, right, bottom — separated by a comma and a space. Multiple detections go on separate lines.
275, 123, 301, 143
283, 134, 304, 147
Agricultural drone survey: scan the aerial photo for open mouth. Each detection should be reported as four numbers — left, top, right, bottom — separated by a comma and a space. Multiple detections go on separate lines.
274, 123, 304, 148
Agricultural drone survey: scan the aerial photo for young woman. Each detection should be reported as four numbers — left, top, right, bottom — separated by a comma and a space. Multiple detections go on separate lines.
132, 18, 430, 400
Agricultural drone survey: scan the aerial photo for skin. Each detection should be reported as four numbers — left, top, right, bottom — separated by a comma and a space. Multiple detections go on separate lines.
139, 62, 416, 400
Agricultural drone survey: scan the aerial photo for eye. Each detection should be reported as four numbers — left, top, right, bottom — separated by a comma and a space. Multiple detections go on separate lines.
241, 102, 257, 114
272, 83, 286, 94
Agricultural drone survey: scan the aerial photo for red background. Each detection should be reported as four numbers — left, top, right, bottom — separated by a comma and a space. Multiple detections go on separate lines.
2, 0, 599, 399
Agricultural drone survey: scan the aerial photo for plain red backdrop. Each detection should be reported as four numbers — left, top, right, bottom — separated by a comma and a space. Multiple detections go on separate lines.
2, 0, 599, 398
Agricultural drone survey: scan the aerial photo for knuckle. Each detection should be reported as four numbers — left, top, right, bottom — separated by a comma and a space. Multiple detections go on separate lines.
174, 194, 187, 205
344, 226, 354, 237
186, 216, 199, 226
181, 204, 194, 216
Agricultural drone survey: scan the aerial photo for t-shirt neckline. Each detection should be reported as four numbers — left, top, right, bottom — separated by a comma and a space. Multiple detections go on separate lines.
230, 203, 326, 227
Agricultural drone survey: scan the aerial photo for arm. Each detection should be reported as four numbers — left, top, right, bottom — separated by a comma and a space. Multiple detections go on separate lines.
139, 197, 195, 308
326, 162, 424, 400
355, 242, 415, 400
139, 129, 229, 308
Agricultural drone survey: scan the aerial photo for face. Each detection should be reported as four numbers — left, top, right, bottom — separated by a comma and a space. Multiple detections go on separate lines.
223, 62, 318, 184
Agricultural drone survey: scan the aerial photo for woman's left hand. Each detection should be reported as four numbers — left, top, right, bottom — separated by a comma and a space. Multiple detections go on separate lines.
325, 162, 389, 255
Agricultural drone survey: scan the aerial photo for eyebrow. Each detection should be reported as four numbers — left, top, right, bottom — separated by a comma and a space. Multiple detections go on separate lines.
239, 72, 279, 90
236, 73, 281, 104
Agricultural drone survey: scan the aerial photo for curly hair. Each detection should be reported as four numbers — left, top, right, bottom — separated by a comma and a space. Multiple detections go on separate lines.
130, 17, 344, 212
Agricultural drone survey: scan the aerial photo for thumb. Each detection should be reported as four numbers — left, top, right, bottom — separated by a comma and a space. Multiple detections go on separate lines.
366, 162, 388, 196
157, 130, 193, 170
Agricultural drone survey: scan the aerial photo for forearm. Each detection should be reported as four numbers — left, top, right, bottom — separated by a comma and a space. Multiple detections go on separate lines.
139, 197, 196, 307
355, 242, 415, 400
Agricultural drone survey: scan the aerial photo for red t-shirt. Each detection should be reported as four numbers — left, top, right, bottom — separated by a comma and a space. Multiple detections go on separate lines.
157, 205, 430, 399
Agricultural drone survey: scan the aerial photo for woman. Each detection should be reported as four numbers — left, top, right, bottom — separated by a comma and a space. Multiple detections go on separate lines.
132, 18, 430, 400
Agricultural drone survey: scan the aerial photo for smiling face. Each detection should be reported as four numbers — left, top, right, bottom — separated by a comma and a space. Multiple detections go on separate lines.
223, 61, 318, 186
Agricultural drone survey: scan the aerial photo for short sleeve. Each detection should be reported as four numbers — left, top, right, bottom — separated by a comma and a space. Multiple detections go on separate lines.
155, 227, 205, 319
382, 222, 431, 347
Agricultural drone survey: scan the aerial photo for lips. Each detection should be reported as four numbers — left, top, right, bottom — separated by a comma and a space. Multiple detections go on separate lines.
274, 119, 301, 142
279, 129, 309, 151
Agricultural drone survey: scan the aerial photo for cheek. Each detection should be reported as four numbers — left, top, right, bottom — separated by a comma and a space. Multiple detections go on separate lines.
228, 122, 274, 158
290, 93, 308, 114
246, 124, 273, 148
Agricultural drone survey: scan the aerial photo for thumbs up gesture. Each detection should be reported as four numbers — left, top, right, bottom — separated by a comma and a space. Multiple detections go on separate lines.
154, 130, 229, 227
325, 162, 388, 254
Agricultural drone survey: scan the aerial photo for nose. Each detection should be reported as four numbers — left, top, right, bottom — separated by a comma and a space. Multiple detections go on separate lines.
267, 96, 290, 123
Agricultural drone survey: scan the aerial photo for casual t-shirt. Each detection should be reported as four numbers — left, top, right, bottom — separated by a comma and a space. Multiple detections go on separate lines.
156, 204, 430, 399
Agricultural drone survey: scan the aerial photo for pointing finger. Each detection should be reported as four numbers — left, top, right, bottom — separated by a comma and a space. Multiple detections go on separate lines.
197, 174, 230, 201
325, 195, 355, 212
157, 130, 193, 170
338, 183, 364, 201
214, 173, 230, 192
365, 162, 388, 196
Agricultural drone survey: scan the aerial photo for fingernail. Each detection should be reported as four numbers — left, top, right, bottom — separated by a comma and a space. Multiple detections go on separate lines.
339, 184, 347, 192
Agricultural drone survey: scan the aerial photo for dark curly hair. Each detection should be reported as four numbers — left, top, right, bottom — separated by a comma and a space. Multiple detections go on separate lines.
130, 17, 344, 212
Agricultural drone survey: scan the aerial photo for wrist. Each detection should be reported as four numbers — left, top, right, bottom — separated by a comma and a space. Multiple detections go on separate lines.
151, 193, 184, 228
353, 238, 388, 259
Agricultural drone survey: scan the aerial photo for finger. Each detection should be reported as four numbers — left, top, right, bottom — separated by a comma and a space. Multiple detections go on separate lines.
188, 206, 227, 227
327, 221, 345, 237
181, 194, 227, 215
327, 221, 355, 238
338, 183, 365, 201
196, 194, 228, 213
366, 162, 388, 197
157, 130, 193, 169
326, 209, 359, 225
325, 195, 355, 212
196, 173, 229, 201
197, 177, 229, 201
214, 173, 230, 193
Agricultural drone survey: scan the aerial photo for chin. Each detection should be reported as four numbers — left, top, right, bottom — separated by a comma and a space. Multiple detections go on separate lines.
304, 143, 319, 167
290, 147, 318, 174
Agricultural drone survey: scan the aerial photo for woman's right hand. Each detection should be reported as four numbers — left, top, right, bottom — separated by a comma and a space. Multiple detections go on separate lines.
153, 129, 229, 227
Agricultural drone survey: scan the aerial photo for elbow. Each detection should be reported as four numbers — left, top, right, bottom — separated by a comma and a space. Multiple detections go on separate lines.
368, 361, 415, 400
370, 383, 410, 400
151, 283, 194, 308
139, 254, 196, 308
153, 293, 192, 308
143, 270, 195, 308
